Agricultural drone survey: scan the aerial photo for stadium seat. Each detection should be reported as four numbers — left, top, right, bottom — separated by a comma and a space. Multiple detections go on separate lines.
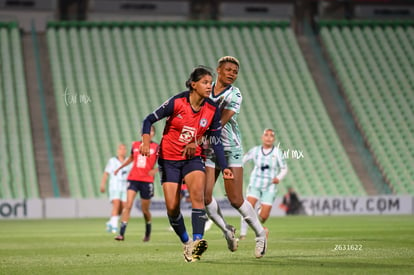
320, 21, 414, 195
0, 24, 39, 199
45, 21, 366, 198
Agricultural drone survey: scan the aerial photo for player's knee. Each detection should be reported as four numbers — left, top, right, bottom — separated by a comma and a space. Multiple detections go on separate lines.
260, 215, 268, 223
228, 196, 243, 209
142, 208, 150, 216
165, 203, 179, 216
167, 209, 180, 217
204, 197, 212, 205
143, 212, 151, 220
230, 201, 243, 209
123, 205, 132, 213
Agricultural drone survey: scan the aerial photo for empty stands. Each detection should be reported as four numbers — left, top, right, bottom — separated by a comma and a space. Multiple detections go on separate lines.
0, 22, 39, 199
46, 21, 364, 198
320, 21, 414, 194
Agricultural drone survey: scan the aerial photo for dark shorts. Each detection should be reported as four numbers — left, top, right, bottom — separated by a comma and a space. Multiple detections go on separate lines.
128, 180, 154, 200
158, 156, 205, 184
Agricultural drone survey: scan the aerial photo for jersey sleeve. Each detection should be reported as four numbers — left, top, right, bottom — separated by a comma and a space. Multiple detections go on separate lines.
208, 106, 228, 170
209, 105, 222, 133
104, 158, 113, 174
275, 149, 288, 181
224, 88, 242, 114
277, 149, 287, 168
242, 147, 255, 164
142, 96, 175, 134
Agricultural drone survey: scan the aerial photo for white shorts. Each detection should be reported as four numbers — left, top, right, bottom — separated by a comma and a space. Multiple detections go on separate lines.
109, 188, 127, 202
246, 185, 277, 206
205, 147, 244, 168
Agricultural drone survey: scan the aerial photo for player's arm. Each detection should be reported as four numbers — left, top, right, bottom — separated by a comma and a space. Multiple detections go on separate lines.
221, 89, 242, 126
242, 147, 255, 165
209, 108, 233, 180
100, 172, 109, 193
100, 159, 113, 193
115, 154, 134, 175
220, 109, 236, 126
148, 144, 160, 176
148, 167, 159, 177
272, 153, 288, 184
141, 98, 175, 156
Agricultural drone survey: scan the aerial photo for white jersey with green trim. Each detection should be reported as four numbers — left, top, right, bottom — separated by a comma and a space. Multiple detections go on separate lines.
243, 145, 287, 191
209, 84, 243, 150
105, 157, 131, 191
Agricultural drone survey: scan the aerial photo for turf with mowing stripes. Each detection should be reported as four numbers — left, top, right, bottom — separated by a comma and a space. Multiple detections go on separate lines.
0, 216, 413, 274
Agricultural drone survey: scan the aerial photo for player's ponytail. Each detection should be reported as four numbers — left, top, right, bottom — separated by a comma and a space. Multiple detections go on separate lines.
185, 66, 214, 91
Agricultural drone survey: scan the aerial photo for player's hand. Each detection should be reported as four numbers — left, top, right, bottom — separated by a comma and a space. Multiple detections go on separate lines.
148, 168, 157, 177
100, 184, 105, 193
222, 168, 234, 180
139, 142, 150, 156
181, 142, 197, 159
272, 177, 279, 184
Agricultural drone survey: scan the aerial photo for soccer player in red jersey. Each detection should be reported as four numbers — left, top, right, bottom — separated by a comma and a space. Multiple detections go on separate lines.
113, 126, 158, 242
140, 66, 234, 262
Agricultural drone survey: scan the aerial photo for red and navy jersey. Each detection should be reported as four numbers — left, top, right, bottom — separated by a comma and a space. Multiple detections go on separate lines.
142, 91, 222, 161
128, 141, 159, 182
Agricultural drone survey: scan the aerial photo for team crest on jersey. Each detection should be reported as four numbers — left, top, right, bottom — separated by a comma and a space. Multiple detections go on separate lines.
200, 118, 208, 127
179, 125, 196, 143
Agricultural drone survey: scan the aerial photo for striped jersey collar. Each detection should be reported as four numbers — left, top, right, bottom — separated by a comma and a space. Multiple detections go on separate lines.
211, 83, 232, 98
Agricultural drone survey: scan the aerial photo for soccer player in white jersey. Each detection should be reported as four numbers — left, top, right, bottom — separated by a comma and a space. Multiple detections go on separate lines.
204, 56, 268, 258
100, 144, 132, 233
239, 129, 288, 239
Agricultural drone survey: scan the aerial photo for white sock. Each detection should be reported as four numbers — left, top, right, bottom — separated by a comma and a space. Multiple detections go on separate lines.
205, 197, 228, 233
110, 215, 119, 228
237, 200, 265, 237
240, 216, 249, 236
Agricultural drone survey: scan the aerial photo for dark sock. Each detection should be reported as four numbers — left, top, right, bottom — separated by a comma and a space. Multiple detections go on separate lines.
145, 222, 151, 237
192, 208, 207, 241
168, 213, 189, 243
120, 221, 127, 236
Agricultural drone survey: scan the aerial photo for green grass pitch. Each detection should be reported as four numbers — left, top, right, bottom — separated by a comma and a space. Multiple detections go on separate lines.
1, 215, 413, 274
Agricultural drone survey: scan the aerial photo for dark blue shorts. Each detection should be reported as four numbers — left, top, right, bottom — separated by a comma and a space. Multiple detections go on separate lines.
158, 156, 205, 184
128, 181, 154, 200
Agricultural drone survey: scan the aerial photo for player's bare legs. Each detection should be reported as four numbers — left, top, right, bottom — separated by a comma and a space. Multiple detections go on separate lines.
205, 167, 231, 231
111, 199, 123, 217
107, 199, 122, 233
223, 167, 244, 207
184, 171, 208, 260
141, 198, 152, 242
204, 166, 238, 252
225, 167, 265, 236
205, 167, 267, 258
164, 171, 208, 262
240, 197, 271, 239
240, 196, 258, 239
115, 190, 137, 240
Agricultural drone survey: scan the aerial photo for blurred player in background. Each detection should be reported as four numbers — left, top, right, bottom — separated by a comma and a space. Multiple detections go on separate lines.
113, 126, 158, 242
100, 144, 131, 234
280, 187, 302, 215
239, 128, 288, 240
204, 56, 268, 258
140, 66, 233, 262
